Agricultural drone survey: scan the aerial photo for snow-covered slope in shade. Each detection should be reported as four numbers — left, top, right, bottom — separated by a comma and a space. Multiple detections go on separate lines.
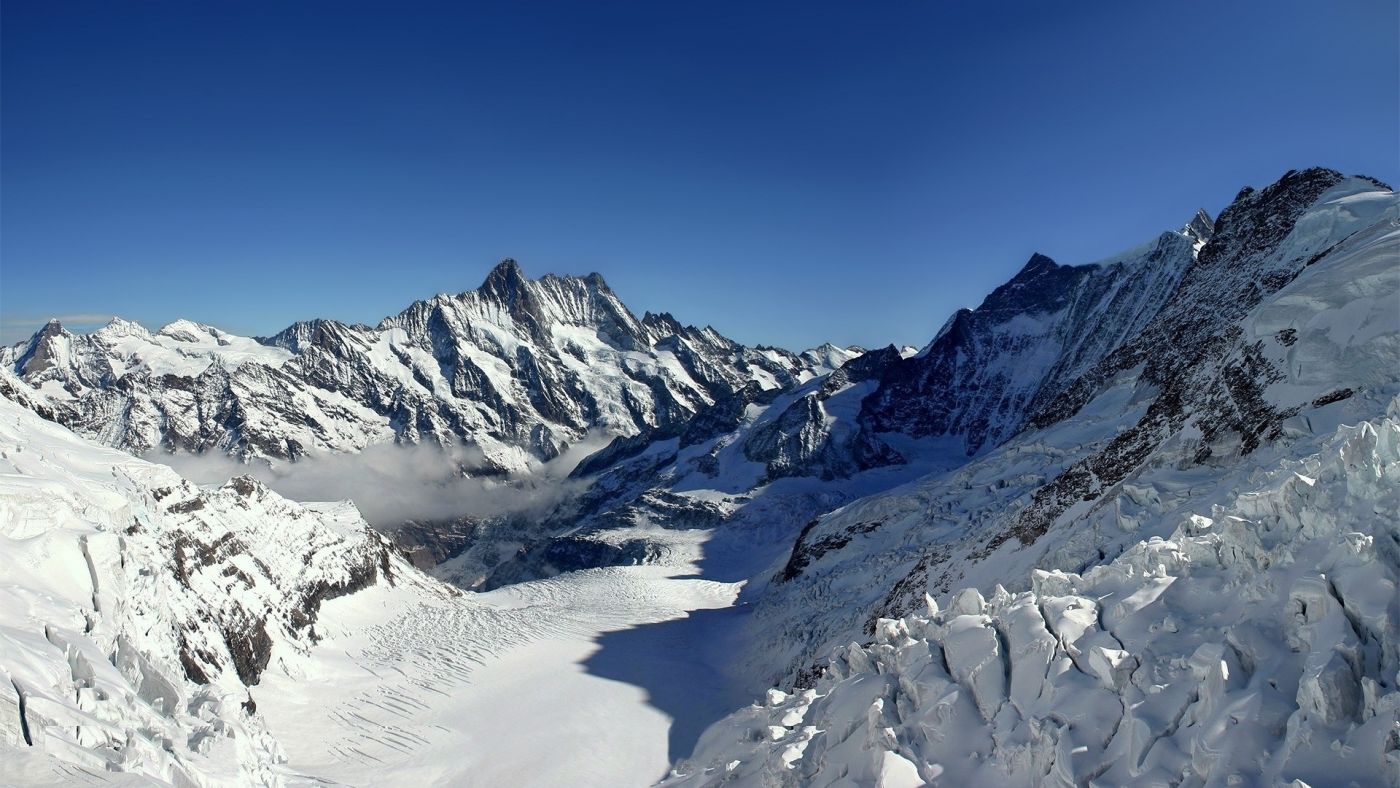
0, 260, 832, 474
0, 395, 419, 785
666, 405, 1400, 787
857, 219, 1202, 458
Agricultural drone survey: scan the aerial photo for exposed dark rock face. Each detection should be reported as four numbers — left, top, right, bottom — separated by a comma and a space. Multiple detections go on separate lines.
859, 228, 1201, 457
286, 547, 385, 634
1029, 168, 1345, 430
223, 618, 273, 685
742, 345, 905, 482
178, 635, 216, 685
1000, 168, 1351, 548
158, 476, 397, 686
482, 536, 663, 589
472, 484, 734, 589
775, 518, 884, 584
818, 345, 901, 398
393, 517, 482, 569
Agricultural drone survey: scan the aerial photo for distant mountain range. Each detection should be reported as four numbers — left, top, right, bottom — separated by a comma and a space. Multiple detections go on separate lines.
2, 259, 856, 473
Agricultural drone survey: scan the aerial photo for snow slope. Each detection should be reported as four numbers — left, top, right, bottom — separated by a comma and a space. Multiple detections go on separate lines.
0, 395, 401, 785
0, 395, 767, 787
258, 558, 751, 787
666, 405, 1400, 786
746, 171, 1400, 688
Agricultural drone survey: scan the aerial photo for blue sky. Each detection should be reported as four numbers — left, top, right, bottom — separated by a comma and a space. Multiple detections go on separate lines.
2, 0, 1396, 349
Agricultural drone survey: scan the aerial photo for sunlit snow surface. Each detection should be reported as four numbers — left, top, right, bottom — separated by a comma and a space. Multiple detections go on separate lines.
0, 265, 851, 475
260, 548, 752, 786
665, 406, 1400, 787
5, 389, 1398, 787
0, 397, 757, 786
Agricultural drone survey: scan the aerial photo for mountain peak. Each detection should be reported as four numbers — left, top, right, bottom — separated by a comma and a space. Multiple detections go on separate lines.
94, 316, 151, 339
14, 319, 74, 377
1181, 209, 1215, 252
25, 317, 72, 345
1008, 254, 1058, 282
157, 319, 219, 343
492, 256, 523, 275
1019, 252, 1058, 275
480, 257, 529, 298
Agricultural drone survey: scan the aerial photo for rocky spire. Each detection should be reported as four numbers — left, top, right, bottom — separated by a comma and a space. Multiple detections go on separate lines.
1182, 208, 1215, 253
479, 258, 530, 304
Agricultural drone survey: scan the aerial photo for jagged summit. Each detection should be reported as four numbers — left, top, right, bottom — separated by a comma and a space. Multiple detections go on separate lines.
1182, 207, 1215, 250
29, 318, 70, 342
478, 256, 531, 302
488, 255, 523, 277
1017, 251, 1059, 274
2, 258, 829, 471
478, 258, 616, 301
15, 319, 73, 377
95, 316, 150, 338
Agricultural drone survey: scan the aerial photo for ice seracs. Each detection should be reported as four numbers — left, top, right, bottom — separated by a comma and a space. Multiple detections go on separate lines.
746, 170, 1398, 691
665, 407, 1400, 787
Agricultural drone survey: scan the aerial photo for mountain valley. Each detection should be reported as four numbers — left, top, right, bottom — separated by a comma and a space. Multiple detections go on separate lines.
2, 168, 1397, 787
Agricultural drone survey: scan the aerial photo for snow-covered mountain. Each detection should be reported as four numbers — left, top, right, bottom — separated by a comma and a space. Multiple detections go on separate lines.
640, 169, 1400, 788
0, 391, 768, 787
465, 167, 1400, 786
1, 166, 1396, 787
495, 172, 1388, 596
0, 260, 841, 474
667, 406, 1400, 786
858, 224, 1199, 457
0, 395, 414, 784
747, 169, 1400, 687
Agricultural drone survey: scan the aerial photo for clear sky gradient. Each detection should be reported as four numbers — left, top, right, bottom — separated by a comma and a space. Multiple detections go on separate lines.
3, 0, 1397, 350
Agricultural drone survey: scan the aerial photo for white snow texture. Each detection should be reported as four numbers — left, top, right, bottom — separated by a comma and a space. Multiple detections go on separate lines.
1, 168, 1397, 787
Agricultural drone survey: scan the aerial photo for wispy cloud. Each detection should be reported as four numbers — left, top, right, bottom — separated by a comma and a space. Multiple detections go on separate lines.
0, 313, 123, 344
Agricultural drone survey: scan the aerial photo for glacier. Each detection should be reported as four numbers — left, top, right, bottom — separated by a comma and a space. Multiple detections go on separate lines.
665, 405, 1400, 786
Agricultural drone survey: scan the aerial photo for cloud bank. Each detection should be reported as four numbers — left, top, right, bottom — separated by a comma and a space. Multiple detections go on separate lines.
149, 437, 605, 529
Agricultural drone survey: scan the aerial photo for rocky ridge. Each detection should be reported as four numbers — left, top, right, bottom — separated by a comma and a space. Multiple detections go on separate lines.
1, 260, 840, 476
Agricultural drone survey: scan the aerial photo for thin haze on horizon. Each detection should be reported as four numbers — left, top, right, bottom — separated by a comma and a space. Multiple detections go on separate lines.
2, 0, 1397, 350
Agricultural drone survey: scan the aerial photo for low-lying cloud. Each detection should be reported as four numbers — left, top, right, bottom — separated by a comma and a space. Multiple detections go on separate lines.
149, 437, 606, 529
